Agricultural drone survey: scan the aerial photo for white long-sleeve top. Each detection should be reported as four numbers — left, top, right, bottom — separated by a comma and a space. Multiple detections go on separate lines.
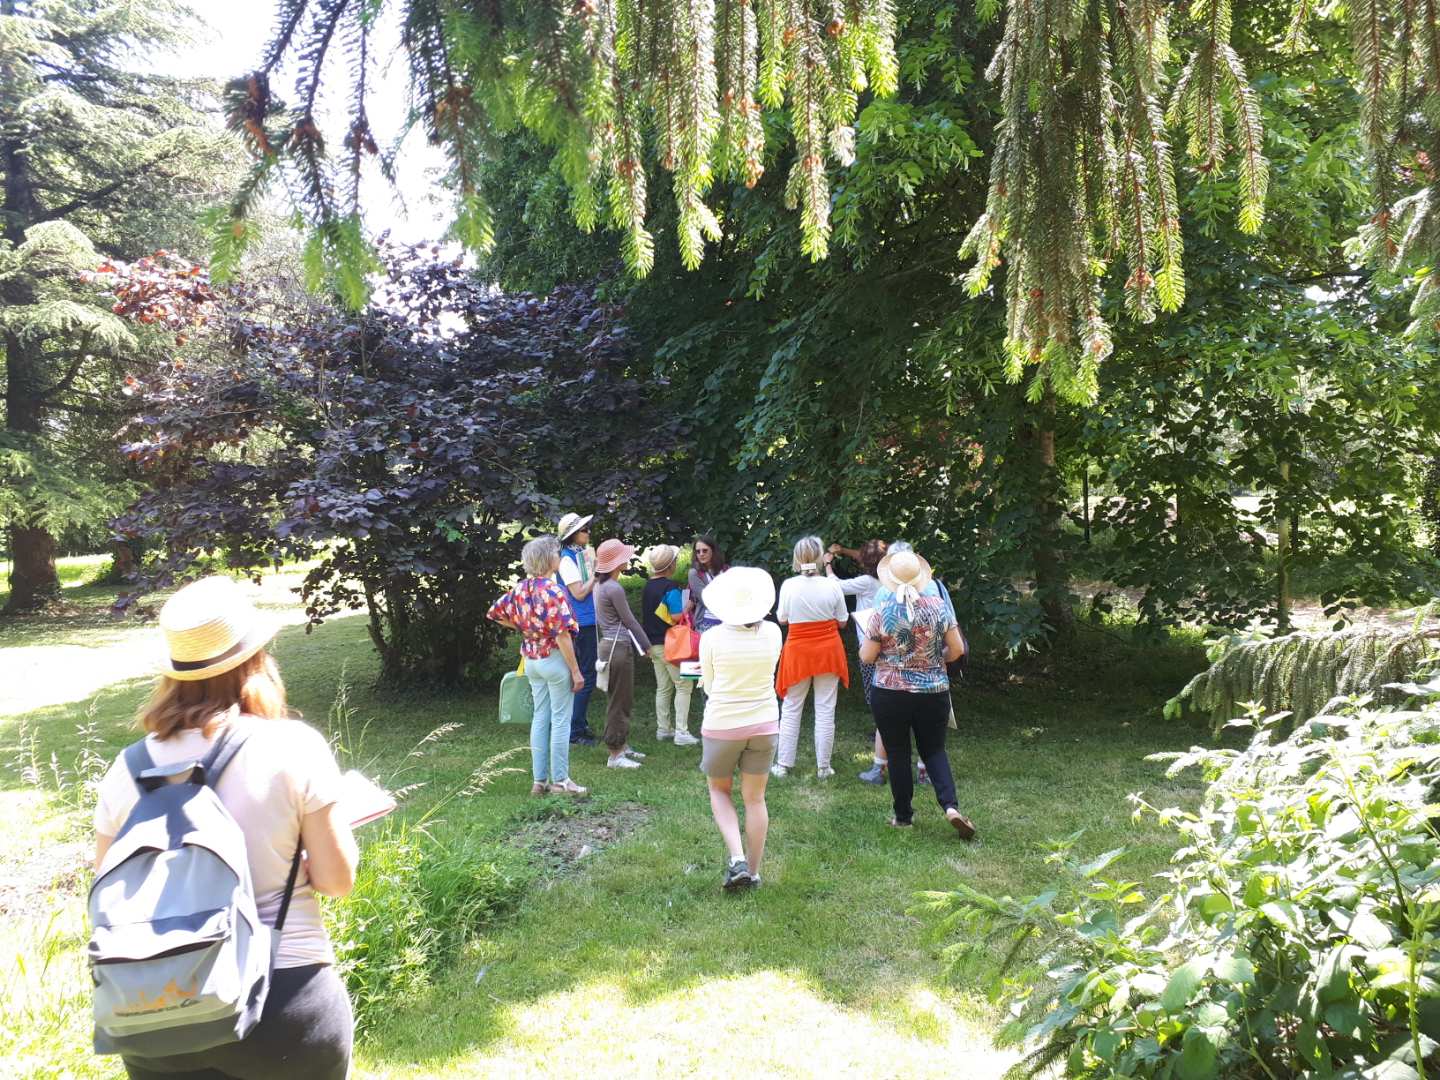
699, 621, 782, 738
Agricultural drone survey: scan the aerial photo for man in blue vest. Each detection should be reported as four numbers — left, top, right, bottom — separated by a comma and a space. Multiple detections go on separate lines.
556, 512, 599, 745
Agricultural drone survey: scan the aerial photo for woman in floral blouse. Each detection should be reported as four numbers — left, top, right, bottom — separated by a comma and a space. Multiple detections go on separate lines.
859, 549, 975, 838
487, 535, 589, 795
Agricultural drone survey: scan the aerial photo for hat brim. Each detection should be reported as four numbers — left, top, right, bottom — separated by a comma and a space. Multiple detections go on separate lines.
877, 553, 934, 595
594, 543, 636, 575
702, 569, 776, 625
163, 618, 278, 682
559, 514, 594, 541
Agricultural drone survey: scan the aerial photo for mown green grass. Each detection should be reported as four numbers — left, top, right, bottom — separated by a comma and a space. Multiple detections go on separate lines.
0, 570, 1210, 1079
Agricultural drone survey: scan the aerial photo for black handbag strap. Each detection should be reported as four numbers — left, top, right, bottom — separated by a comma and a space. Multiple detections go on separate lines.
273, 844, 304, 932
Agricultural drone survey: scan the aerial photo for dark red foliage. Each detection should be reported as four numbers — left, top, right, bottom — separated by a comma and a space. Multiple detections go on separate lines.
109, 245, 682, 684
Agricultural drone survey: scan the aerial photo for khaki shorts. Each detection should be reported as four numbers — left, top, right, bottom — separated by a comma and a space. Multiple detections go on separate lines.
700, 734, 778, 778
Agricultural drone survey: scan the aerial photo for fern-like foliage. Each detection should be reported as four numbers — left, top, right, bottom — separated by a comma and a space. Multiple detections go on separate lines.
1166, 625, 1439, 731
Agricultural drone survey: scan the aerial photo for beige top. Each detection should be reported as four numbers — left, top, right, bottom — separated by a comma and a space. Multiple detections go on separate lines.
94, 717, 344, 969
699, 621, 782, 736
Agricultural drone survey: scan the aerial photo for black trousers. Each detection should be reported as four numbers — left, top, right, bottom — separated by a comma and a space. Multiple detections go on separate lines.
121, 964, 353, 1080
570, 624, 598, 739
870, 686, 959, 824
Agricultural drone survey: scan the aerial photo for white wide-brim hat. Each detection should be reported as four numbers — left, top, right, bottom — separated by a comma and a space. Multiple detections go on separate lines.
557, 512, 593, 541
702, 567, 776, 626
159, 576, 278, 682
877, 550, 933, 595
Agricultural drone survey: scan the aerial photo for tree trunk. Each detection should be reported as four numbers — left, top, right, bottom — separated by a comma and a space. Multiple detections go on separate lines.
1, 26, 62, 613
1030, 389, 1074, 639
1277, 461, 1292, 632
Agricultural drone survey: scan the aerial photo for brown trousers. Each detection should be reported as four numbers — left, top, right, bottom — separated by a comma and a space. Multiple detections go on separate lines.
601, 635, 636, 751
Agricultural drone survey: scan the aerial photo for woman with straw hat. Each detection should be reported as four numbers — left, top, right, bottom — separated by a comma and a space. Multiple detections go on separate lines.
92, 576, 359, 1079
640, 543, 699, 746
591, 537, 651, 769
858, 551, 977, 840
698, 567, 782, 891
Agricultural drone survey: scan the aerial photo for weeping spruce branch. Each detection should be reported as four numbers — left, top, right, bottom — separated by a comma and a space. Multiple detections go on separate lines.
1166, 627, 1439, 731
240, 0, 1440, 372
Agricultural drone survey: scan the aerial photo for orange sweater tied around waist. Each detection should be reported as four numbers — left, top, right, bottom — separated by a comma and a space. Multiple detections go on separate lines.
776, 619, 850, 697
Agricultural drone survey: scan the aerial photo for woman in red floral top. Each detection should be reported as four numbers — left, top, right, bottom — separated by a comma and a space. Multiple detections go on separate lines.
488, 535, 589, 796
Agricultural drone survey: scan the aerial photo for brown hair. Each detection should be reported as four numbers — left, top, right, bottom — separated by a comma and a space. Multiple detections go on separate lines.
859, 539, 888, 577
140, 650, 288, 740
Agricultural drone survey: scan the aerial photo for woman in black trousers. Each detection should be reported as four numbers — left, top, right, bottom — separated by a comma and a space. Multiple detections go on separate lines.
858, 550, 977, 838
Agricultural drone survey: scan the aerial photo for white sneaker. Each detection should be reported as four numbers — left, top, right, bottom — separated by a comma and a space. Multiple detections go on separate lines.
607, 755, 642, 769
770, 763, 790, 778
673, 731, 700, 747
656, 730, 674, 741
816, 767, 835, 780
622, 747, 646, 760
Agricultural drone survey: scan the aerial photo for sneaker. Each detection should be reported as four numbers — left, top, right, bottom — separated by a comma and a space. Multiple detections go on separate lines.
656, 730, 674, 742
858, 762, 886, 785
722, 858, 753, 892
622, 747, 646, 760
917, 765, 931, 786
769, 763, 790, 778
606, 755, 642, 769
816, 767, 836, 780
570, 734, 598, 747
548, 778, 588, 796
673, 731, 700, 747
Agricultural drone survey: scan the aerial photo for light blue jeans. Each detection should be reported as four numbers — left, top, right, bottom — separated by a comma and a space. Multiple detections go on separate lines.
527, 651, 574, 783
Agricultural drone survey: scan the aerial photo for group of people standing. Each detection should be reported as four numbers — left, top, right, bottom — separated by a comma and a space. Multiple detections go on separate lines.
487, 512, 978, 892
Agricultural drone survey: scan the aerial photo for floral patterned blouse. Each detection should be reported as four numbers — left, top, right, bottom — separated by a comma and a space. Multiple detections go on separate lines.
865, 591, 955, 693
487, 577, 580, 660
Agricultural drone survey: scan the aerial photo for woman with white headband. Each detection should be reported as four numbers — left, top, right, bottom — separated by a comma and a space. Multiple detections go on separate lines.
858, 550, 976, 839
771, 536, 849, 779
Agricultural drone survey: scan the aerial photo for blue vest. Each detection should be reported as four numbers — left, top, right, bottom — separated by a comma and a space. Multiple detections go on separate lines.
558, 547, 596, 626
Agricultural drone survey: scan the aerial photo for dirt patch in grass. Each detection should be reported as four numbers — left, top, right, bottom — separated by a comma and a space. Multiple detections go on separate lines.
513, 801, 652, 877
0, 838, 88, 918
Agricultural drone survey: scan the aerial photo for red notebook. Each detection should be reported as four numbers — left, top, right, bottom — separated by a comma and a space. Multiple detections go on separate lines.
337, 770, 396, 828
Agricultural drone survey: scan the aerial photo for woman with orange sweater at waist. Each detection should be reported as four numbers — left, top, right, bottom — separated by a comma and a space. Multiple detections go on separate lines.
772, 535, 849, 779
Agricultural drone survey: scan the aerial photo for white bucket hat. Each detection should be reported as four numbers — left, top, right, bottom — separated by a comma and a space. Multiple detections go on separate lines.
702, 567, 776, 626
556, 512, 593, 542
642, 544, 679, 575
159, 576, 278, 682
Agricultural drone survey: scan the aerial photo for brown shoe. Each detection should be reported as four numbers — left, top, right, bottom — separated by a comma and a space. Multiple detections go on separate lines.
946, 807, 977, 841
530, 782, 548, 796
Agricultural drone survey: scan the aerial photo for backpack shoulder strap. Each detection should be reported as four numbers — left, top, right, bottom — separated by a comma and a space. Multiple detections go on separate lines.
198, 726, 251, 788
123, 738, 156, 796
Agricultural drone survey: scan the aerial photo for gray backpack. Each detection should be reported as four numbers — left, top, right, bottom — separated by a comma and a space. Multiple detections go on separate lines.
88, 729, 301, 1056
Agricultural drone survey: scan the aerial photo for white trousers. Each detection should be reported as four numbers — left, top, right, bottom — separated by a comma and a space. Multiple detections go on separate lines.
778, 674, 839, 770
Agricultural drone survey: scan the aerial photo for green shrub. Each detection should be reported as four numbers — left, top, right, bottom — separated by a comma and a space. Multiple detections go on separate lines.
325, 822, 532, 1030
922, 693, 1440, 1079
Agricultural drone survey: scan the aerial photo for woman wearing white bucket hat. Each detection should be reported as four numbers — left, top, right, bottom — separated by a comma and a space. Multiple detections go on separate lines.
92, 576, 359, 1079
859, 551, 976, 840
697, 567, 781, 891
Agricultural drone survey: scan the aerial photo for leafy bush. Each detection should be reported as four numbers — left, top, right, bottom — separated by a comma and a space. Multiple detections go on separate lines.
922, 694, 1440, 1079
325, 823, 531, 1030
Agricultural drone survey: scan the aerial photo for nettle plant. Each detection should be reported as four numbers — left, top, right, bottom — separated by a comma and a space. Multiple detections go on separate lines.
922, 693, 1440, 1079
107, 245, 678, 684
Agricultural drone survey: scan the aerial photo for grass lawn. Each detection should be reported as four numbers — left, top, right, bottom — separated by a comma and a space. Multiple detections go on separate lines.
0, 567, 1210, 1079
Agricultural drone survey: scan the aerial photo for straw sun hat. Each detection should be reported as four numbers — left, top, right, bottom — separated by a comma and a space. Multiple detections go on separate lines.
159, 576, 278, 682
642, 544, 679, 575
702, 567, 776, 626
556, 512, 593, 541
877, 550, 933, 596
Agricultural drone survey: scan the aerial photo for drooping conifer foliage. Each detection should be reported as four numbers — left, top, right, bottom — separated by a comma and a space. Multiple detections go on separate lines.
240, 0, 1440, 404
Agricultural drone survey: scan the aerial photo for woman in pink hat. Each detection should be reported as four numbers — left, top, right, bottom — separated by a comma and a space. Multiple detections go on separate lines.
592, 538, 652, 769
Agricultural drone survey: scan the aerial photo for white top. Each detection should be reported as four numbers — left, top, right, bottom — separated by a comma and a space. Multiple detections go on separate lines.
94, 718, 344, 969
836, 574, 880, 640
700, 621, 783, 734
777, 574, 848, 626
